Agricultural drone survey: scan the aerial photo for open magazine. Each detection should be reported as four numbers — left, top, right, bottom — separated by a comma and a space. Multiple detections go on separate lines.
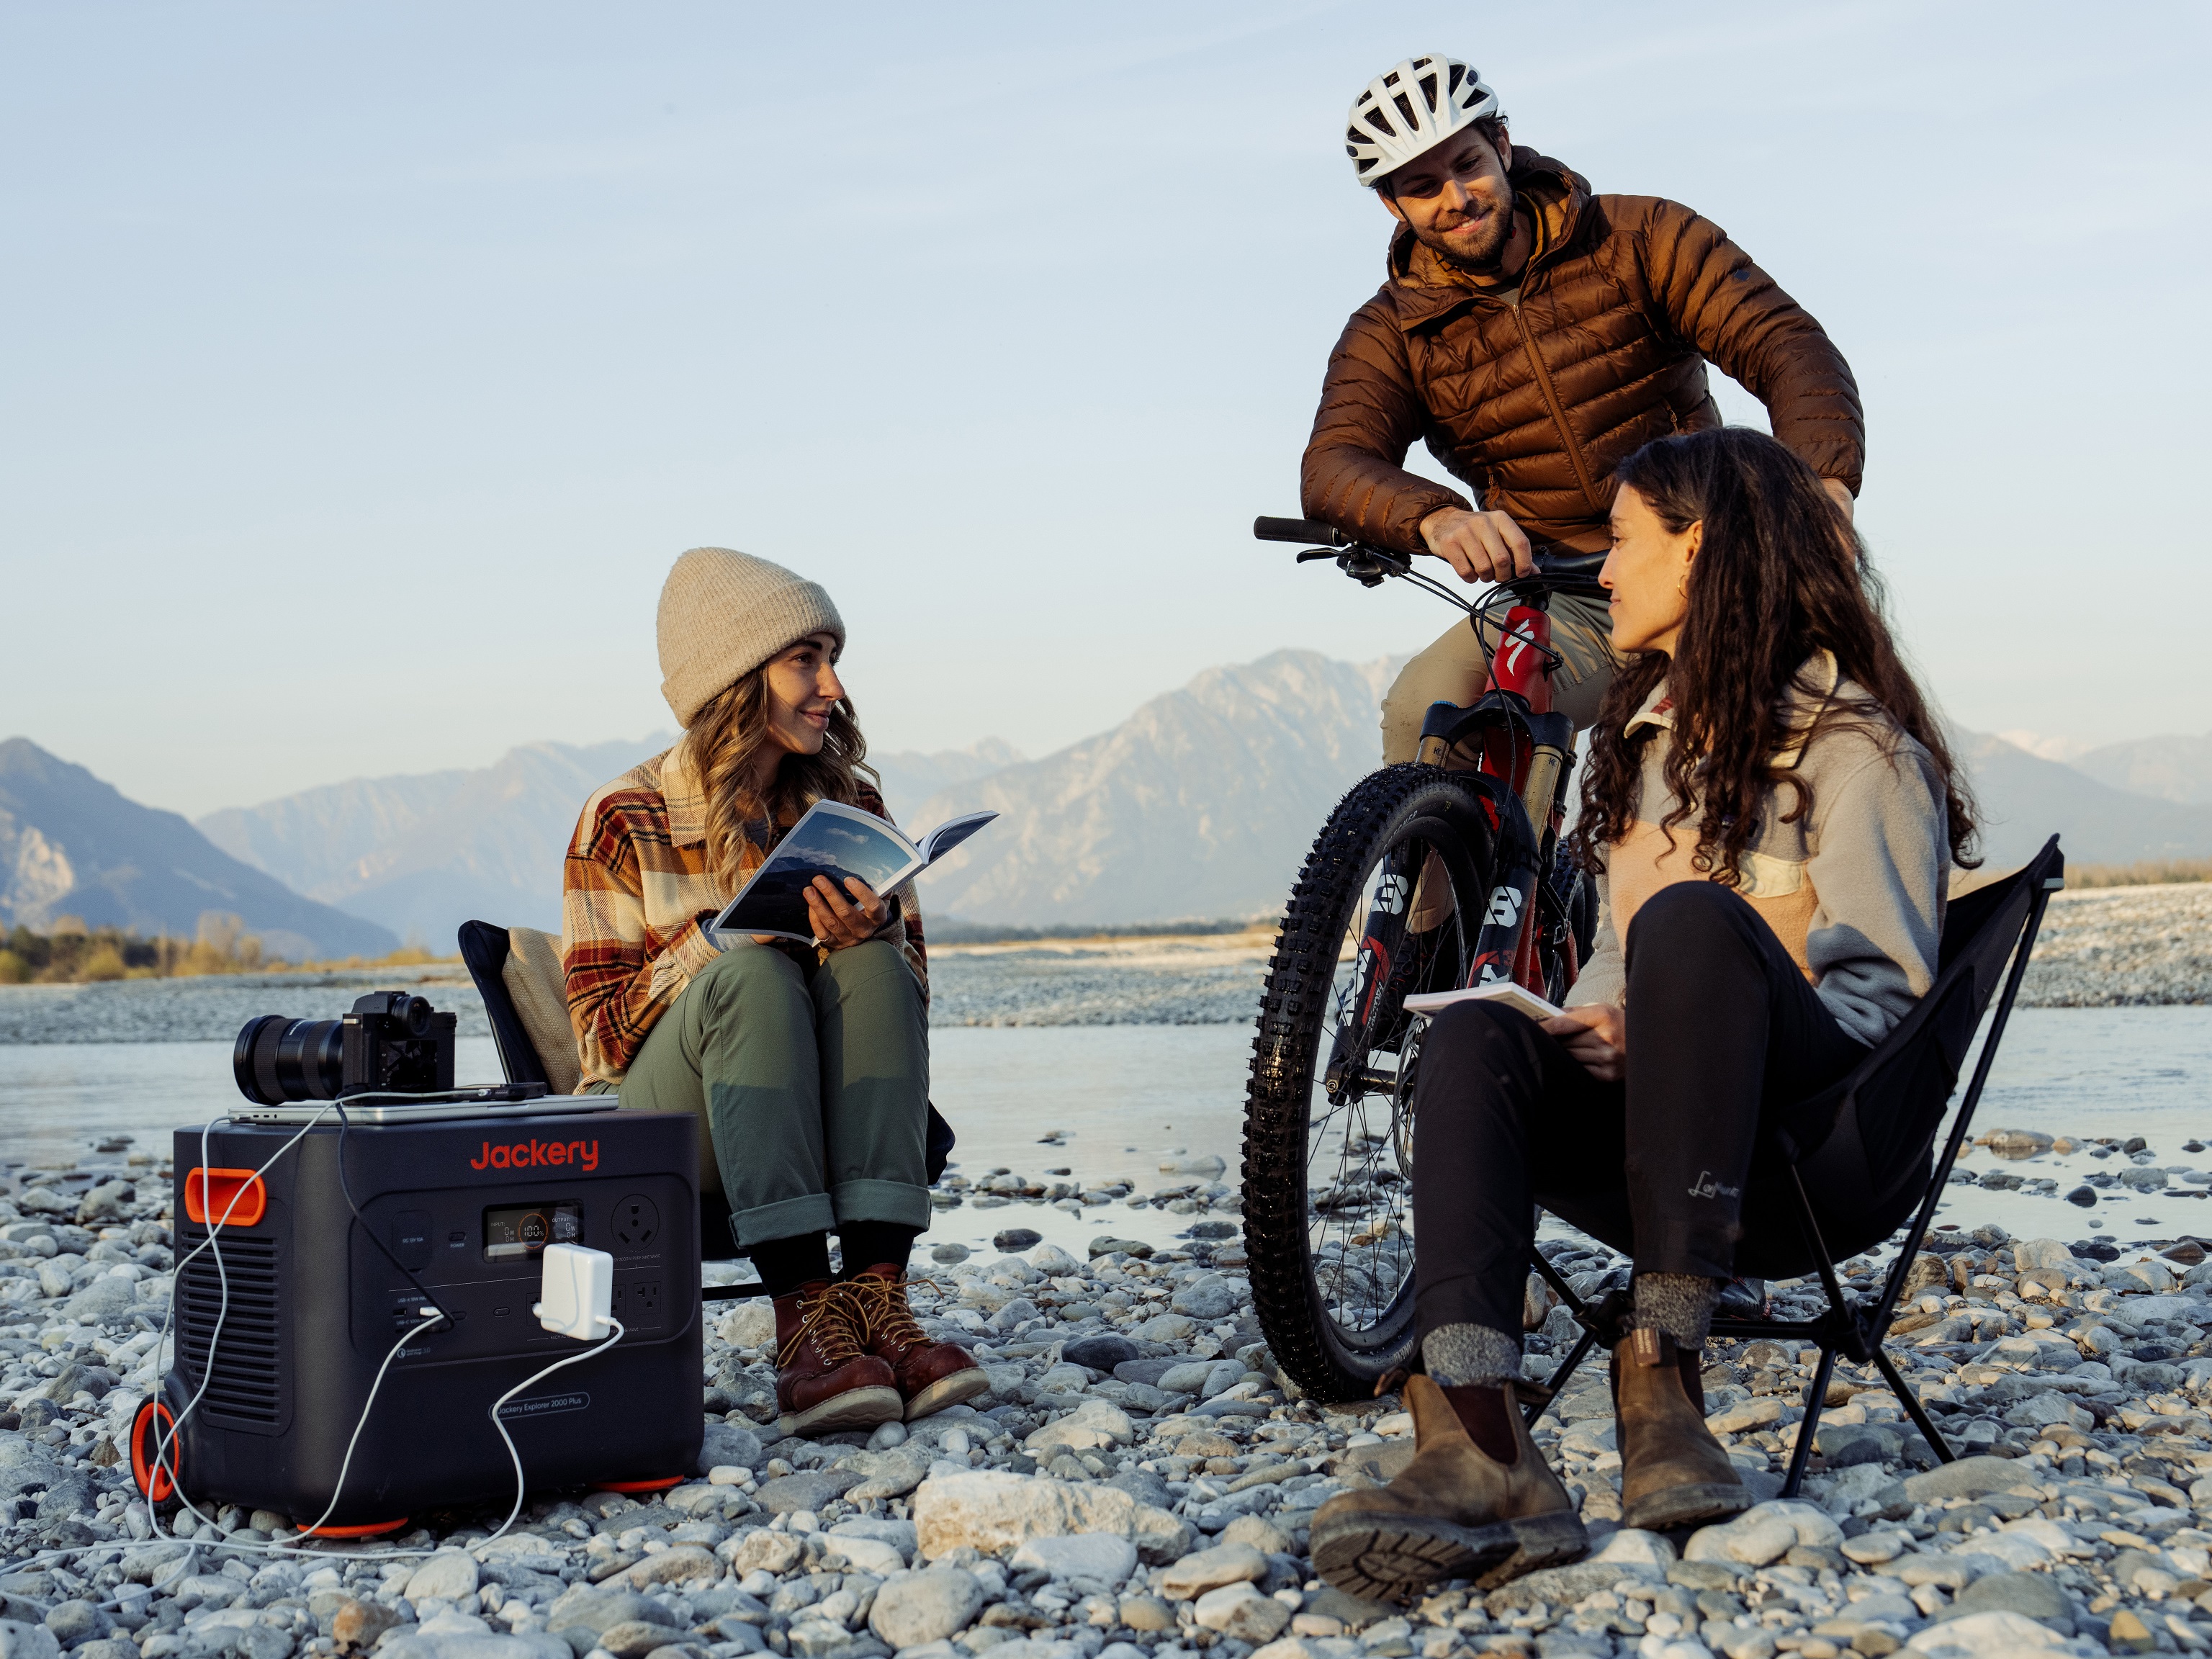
710, 800, 997, 945
1403, 981, 1564, 1022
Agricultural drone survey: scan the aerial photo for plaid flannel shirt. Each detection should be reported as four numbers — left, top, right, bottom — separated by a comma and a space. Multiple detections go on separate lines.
561, 735, 928, 1089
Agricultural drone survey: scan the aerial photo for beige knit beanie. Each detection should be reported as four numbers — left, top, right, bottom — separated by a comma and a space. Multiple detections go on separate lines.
656, 547, 846, 727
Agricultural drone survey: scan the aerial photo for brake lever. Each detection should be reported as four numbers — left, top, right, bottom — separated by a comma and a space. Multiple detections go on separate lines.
1295, 548, 1336, 563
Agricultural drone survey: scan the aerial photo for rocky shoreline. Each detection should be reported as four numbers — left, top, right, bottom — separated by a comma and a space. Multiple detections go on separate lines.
1, 1144, 2210, 1659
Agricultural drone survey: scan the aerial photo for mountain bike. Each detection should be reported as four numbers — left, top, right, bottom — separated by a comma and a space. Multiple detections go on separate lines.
1241, 516, 1609, 1403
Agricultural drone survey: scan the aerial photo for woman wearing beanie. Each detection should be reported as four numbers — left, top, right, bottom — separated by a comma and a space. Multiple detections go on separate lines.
562, 547, 985, 1438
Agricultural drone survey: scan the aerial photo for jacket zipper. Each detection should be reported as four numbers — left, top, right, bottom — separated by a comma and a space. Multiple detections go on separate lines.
1506, 291, 1605, 515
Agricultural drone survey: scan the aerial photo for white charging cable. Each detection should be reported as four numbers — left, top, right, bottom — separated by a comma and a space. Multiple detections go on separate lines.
120, 1128, 628, 1573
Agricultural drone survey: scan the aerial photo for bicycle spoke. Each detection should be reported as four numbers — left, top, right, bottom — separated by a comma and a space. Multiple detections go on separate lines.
1301, 837, 1460, 1339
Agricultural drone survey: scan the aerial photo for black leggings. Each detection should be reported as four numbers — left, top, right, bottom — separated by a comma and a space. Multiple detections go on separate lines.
1411, 881, 1877, 1339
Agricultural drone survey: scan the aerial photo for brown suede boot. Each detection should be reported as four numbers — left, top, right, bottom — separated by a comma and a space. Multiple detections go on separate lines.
773, 1280, 902, 1438
1612, 1327, 1750, 1531
1309, 1375, 1587, 1599
842, 1264, 990, 1421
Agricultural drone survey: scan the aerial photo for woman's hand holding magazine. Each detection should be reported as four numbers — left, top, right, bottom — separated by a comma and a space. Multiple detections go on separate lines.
1405, 981, 1626, 1082
714, 800, 997, 949
1539, 1004, 1626, 1082
793, 876, 889, 950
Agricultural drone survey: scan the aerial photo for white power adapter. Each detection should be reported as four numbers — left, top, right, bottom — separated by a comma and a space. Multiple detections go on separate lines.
533, 1243, 615, 1339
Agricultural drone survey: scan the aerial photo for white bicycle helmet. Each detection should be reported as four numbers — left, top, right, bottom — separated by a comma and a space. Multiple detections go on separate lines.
1346, 55, 1503, 188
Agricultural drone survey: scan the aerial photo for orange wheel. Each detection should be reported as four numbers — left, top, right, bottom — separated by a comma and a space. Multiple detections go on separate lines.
302, 1517, 409, 1538
601, 1476, 683, 1493
129, 1400, 180, 1503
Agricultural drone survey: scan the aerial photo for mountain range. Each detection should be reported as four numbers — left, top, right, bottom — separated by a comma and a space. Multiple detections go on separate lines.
10, 658, 2209, 946
0, 738, 396, 961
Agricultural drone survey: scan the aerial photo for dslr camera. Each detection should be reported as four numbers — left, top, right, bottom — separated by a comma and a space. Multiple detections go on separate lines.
233, 992, 458, 1105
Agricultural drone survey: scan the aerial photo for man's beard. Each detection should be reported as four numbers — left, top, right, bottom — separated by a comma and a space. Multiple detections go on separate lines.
1414, 182, 1517, 275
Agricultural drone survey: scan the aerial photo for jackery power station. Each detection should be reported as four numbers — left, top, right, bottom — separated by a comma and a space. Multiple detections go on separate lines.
132, 1107, 703, 1530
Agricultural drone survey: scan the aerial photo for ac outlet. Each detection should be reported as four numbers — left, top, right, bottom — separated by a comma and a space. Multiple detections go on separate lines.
612, 1280, 662, 1323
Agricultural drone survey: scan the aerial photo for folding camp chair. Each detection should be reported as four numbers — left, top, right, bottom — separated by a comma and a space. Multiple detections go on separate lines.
455, 920, 957, 1305
1521, 835, 2067, 1498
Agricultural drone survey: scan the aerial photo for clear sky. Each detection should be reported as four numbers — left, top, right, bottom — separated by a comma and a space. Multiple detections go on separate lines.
5, 1, 2208, 818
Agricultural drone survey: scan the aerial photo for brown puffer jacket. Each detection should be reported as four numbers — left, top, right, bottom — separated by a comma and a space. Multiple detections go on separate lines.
1301, 151, 1863, 554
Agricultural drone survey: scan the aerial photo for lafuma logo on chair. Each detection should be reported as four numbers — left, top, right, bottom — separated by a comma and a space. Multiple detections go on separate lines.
470, 1138, 599, 1172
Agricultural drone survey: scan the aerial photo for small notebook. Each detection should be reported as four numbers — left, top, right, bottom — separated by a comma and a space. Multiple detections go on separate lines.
1403, 981, 1565, 1022
711, 800, 997, 945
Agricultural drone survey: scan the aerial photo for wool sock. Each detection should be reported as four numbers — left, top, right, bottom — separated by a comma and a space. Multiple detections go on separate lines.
837, 1221, 920, 1278
1422, 1322, 1523, 1388
1630, 1272, 1724, 1350
752, 1232, 832, 1300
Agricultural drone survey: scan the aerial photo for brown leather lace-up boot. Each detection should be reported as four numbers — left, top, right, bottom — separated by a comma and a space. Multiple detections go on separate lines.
844, 1264, 990, 1421
1612, 1327, 1750, 1531
773, 1280, 902, 1438
1308, 1375, 1587, 1599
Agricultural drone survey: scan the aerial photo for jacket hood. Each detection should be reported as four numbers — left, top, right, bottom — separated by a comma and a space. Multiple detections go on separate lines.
1384, 150, 1592, 329
1624, 650, 1847, 771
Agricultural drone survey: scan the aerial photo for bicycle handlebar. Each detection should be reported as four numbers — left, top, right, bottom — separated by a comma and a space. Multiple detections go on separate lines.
1254, 514, 1607, 587
1253, 516, 1349, 547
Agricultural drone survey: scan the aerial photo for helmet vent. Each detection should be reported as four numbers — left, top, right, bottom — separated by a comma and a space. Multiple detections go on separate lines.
1341, 55, 1503, 189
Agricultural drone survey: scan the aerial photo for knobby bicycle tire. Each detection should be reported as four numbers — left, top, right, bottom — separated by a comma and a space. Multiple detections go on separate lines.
1242, 764, 1507, 1403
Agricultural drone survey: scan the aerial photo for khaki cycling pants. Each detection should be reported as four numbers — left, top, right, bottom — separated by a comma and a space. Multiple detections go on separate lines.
612, 939, 931, 1248
1380, 590, 1618, 930
1380, 590, 1620, 764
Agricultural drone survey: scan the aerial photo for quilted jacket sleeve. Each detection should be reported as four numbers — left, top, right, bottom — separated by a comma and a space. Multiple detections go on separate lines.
1634, 199, 1866, 495
1300, 297, 1473, 554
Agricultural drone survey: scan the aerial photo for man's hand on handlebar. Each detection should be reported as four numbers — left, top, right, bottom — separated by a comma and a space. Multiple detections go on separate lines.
1540, 1003, 1625, 1083
1419, 506, 1535, 583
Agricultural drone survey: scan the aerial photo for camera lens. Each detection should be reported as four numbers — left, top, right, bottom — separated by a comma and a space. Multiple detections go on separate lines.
232, 1015, 346, 1105
402, 996, 431, 1036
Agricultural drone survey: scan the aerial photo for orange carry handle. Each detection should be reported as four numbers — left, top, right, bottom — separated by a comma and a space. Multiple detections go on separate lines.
182, 1167, 267, 1228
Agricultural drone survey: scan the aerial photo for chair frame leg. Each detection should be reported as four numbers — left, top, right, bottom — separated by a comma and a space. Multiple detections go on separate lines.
1524, 1248, 1625, 1429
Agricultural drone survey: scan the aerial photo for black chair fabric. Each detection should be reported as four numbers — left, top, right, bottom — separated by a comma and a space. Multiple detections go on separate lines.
1527, 835, 2066, 1496
457, 920, 552, 1089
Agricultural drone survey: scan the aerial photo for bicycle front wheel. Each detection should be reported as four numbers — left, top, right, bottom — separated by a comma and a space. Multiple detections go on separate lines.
1243, 764, 1503, 1403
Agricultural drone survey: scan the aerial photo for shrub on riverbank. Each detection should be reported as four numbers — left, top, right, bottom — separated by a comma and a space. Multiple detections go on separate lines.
0, 915, 448, 983
2072, 857, 2212, 887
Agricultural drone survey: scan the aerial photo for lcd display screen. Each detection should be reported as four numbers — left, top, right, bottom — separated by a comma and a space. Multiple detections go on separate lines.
483, 1200, 581, 1262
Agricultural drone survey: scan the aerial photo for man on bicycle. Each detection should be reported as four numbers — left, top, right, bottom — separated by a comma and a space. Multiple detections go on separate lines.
1304, 55, 1864, 744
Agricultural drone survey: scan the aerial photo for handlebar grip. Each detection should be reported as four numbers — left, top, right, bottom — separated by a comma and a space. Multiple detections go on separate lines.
1254, 516, 1349, 547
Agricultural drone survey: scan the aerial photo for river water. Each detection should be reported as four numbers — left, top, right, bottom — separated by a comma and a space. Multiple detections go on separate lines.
1, 964, 2206, 1264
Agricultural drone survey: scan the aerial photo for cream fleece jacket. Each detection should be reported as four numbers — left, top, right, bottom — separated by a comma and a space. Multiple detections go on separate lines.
1565, 652, 1948, 1047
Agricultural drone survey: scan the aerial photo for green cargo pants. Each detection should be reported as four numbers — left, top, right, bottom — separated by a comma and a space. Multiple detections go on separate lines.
616, 940, 930, 1248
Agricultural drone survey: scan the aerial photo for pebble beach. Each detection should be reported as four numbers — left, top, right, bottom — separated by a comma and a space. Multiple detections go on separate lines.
0, 1130, 2208, 1659
0, 882, 2203, 1659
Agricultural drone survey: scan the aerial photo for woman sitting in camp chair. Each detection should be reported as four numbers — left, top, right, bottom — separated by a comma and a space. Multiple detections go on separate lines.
562, 547, 985, 1439
1312, 427, 1979, 1596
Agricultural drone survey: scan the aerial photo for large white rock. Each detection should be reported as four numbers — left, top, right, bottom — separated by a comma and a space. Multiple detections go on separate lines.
1158, 1541, 1267, 1601
403, 1550, 480, 1604
1192, 1583, 1290, 1643
716, 1303, 775, 1349
1902, 1609, 2074, 1656
1683, 1501, 1840, 1567
913, 1470, 1191, 1563
1010, 1534, 1139, 1586
868, 1569, 983, 1649
822, 1536, 906, 1577
1588, 1529, 1677, 1568
0, 1622, 59, 1659
1024, 1399, 1135, 1456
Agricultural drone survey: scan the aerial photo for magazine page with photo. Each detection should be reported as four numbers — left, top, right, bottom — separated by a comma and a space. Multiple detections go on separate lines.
711, 800, 996, 943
